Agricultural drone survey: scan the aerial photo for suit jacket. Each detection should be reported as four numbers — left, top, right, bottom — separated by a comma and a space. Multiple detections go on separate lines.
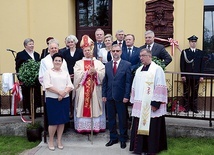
121, 46, 141, 72
41, 48, 49, 59
15, 50, 40, 73
15, 50, 40, 82
93, 42, 105, 59
62, 48, 84, 74
112, 40, 127, 49
59, 47, 69, 54
180, 48, 204, 79
140, 42, 172, 66
102, 59, 132, 101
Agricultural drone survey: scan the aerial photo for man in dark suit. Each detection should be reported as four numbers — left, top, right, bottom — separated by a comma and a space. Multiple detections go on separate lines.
140, 30, 172, 66
121, 34, 141, 74
93, 28, 105, 58
15, 38, 41, 116
112, 30, 127, 50
102, 44, 132, 149
180, 35, 204, 113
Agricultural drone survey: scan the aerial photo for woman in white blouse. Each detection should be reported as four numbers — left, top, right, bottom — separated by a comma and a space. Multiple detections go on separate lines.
43, 53, 74, 151
98, 34, 113, 64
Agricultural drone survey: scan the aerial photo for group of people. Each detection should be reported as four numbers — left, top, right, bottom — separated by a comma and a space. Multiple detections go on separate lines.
15, 28, 204, 154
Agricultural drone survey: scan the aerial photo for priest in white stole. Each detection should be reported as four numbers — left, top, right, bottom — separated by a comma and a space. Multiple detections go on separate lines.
129, 48, 168, 155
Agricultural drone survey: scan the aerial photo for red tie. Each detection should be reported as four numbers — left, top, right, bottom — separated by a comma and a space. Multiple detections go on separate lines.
113, 61, 117, 75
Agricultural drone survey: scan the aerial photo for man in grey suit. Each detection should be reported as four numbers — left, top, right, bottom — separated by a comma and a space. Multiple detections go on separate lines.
140, 30, 172, 66
102, 44, 132, 149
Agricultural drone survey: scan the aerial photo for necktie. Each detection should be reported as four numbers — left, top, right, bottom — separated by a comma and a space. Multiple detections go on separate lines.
119, 42, 122, 47
148, 45, 151, 50
98, 43, 102, 49
128, 48, 131, 56
113, 61, 117, 75
128, 48, 132, 60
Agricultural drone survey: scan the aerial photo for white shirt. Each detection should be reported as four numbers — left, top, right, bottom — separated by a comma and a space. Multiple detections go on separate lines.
43, 69, 74, 98
38, 54, 68, 88
98, 48, 109, 63
127, 46, 133, 55
147, 42, 154, 50
190, 48, 196, 52
26, 51, 35, 60
113, 58, 121, 68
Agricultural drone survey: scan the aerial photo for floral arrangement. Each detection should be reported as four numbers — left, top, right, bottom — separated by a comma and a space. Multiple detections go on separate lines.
18, 59, 40, 87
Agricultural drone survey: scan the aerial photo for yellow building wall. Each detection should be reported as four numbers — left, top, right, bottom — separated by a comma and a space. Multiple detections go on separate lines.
0, 0, 75, 73
112, 0, 145, 47
0, 0, 204, 74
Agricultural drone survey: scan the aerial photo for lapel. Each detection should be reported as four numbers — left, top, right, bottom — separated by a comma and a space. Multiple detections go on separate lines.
131, 46, 137, 56
109, 61, 114, 77
115, 60, 123, 76
129, 46, 138, 61
33, 52, 40, 61
186, 48, 195, 60
23, 50, 32, 60
151, 43, 157, 54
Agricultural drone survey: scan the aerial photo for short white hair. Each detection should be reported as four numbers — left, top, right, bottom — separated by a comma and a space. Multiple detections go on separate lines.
48, 39, 59, 48
145, 30, 155, 37
116, 30, 124, 34
66, 35, 78, 44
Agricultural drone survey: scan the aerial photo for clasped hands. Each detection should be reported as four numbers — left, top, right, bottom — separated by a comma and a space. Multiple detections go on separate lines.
58, 90, 67, 101
88, 66, 97, 75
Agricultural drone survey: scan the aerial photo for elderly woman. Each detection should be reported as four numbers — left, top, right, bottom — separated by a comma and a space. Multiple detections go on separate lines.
98, 34, 113, 64
62, 35, 84, 118
62, 35, 84, 79
15, 38, 41, 116
73, 35, 106, 133
43, 53, 74, 151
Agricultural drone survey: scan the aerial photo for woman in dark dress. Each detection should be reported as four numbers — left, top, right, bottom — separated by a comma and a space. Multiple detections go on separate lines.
62, 35, 84, 118
43, 53, 74, 151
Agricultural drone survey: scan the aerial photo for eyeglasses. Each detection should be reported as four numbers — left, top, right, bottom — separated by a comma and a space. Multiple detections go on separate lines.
139, 54, 150, 58
111, 50, 121, 53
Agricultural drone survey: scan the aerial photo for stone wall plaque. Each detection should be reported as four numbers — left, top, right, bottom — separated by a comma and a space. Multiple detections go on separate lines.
145, 0, 174, 47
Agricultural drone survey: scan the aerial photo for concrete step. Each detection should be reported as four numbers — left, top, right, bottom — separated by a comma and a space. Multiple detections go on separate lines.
0, 116, 214, 138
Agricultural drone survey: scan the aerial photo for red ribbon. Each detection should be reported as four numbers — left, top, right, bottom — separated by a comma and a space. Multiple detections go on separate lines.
154, 37, 181, 56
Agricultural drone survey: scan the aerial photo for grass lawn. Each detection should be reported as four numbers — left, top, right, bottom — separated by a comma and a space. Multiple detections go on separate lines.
0, 136, 214, 155
0, 136, 40, 155
160, 137, 214, 155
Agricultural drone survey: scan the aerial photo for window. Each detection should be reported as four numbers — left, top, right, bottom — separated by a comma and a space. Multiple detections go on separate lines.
76, 0, 112, 46
203, 0, 214, 73
78, 0, 110, 27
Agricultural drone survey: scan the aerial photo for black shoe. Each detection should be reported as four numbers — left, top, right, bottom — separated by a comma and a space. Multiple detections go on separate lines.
120, 142, 126, 149
105, 140, 118, 147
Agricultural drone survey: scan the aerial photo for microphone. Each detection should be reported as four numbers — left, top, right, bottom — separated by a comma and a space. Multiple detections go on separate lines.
7, 49, 16, 53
